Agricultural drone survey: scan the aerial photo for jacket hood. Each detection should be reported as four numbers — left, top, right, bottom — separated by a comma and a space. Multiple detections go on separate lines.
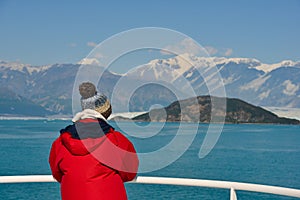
60, 118, 114, 156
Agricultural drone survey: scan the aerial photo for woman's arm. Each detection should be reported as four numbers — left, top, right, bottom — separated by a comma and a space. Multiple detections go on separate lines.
49, 138, 63, 183
113, 131, 139, 182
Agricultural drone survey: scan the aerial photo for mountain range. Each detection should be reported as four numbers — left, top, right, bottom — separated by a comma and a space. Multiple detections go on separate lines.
0, 55, 299, 117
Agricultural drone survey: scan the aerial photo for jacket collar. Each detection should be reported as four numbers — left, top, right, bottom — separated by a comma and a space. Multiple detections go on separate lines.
72, 109, 108, 123
60, 118, 114, 155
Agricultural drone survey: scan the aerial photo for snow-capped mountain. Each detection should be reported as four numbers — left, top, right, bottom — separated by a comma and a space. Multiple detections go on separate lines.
125, 55, 264, 83
0, 60, 51, 75
0, 55, 299, 116
123, 54, 300, 110
0, 61, 120, 115
255, 60, 300, 73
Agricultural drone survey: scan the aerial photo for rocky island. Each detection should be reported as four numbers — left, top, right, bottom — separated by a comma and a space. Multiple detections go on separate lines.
132, 96, 300, 124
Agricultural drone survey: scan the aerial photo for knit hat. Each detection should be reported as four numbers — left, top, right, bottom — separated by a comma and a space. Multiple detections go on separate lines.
79, 82, 112, 119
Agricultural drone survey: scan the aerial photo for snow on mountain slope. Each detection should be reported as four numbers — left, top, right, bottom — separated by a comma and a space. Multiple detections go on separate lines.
126, 54, 195, 82
0, 60, 51, 75
256, 60, 300, 73
78, 58, 101, 66
240, 75, 271, 92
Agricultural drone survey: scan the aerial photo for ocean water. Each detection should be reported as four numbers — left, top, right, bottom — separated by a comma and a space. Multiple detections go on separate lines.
0, 120, 299, 200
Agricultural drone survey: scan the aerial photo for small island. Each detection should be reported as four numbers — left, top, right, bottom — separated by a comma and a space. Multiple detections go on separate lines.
131, 96, 300, 124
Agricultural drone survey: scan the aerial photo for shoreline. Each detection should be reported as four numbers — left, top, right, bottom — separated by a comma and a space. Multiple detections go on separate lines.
0, 116, 72, 121
1, 117, 299, 126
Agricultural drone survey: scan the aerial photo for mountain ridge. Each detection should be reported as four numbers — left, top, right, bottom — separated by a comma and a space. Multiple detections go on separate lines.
1, 55, 300, 116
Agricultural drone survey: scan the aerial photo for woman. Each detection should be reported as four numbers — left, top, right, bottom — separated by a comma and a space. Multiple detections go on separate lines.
49, 82, 139, 200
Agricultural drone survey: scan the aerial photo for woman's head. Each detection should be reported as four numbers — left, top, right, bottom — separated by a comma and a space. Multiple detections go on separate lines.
79, 82, 112, 119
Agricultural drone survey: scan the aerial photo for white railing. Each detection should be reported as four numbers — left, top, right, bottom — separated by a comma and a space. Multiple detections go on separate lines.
1, 175, 300, 199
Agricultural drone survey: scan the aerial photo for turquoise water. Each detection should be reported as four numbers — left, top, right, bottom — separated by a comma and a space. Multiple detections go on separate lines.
0, 120, 299, 199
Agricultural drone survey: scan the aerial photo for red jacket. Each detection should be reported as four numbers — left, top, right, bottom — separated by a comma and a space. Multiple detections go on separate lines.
49, 118, 139, 200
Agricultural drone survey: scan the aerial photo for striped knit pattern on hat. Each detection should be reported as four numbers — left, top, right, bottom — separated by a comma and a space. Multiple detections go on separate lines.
81, 93, 110, 111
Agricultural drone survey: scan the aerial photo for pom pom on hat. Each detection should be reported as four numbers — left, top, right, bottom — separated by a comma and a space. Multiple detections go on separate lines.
79, 82, 112, 119
79, 82, 96, 99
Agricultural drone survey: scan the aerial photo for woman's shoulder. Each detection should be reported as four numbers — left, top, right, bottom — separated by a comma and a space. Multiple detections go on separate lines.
108, 129, 135, 150
109, 129, 128, 141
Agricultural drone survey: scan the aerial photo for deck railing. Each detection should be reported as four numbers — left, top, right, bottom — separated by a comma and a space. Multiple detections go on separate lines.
1, 175, 300, 199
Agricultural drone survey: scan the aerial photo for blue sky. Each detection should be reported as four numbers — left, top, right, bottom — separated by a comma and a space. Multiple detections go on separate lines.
1, 0, 300, 69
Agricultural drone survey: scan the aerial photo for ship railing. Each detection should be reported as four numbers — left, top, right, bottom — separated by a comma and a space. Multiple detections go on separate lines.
1, 175, 300, 199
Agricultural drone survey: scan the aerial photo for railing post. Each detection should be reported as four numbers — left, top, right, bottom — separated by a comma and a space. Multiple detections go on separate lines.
230, 187, 237, 200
